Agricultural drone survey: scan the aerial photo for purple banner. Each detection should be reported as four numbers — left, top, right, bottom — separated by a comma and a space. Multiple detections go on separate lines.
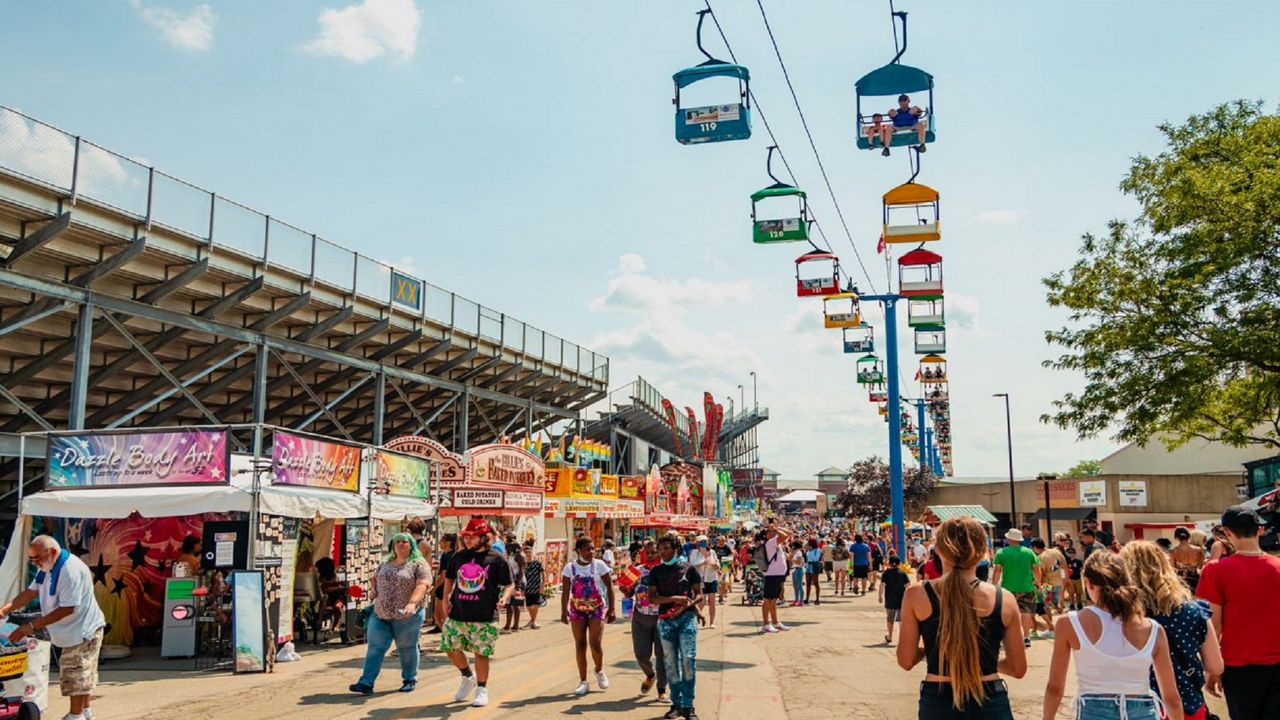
46, 429, 230, 489
271, 431, 361, 492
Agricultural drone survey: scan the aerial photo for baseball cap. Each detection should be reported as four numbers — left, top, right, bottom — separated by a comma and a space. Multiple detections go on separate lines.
1222, 505, 1261, 534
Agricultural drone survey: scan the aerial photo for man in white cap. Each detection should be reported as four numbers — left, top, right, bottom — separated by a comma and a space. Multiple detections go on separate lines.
0, 535, 106, 720
992, 528, 1039, 648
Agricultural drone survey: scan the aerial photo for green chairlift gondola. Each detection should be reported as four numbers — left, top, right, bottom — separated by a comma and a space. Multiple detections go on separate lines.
751, 146, 810, 244
857, 355, 885, 385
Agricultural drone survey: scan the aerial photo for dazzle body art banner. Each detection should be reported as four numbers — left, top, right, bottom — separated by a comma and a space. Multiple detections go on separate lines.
47, 429, 230, 488
271, 431, 360, 492
376, 450, 431, 499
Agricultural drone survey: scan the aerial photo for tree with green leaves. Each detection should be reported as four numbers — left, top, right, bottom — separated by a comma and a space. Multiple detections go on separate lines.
1065, 460, 1101, 477
833, 456, 937, 522
1043, 100, 1280, 451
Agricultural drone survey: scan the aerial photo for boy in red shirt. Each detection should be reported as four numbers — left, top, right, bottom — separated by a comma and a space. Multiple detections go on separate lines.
1197, 505, 1280, 720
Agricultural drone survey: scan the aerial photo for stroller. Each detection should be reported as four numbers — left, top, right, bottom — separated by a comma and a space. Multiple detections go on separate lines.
741, 563, 764, 606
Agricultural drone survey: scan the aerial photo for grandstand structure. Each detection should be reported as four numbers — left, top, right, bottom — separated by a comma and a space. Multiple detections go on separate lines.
0, 106, 608, 512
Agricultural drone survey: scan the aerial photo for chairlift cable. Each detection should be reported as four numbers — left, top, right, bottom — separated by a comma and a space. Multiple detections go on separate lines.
702, 0, 858, 287
752, 0, 880, 295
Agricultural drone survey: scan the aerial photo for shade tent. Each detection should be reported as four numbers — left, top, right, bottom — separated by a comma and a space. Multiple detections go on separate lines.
921, 505, 997, 525
775, 489, 823, 503
0, 452, 436, 607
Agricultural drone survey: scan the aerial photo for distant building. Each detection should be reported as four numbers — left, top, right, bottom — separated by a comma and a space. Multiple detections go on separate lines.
760, 467, 781, 501
815, 466, 850, 497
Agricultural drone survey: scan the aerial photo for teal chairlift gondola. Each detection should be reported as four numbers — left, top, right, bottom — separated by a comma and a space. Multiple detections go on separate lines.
674, 10, 751, 145
751, 146, 810, 244
843, 323, 875, 354
855, 11, 935, 150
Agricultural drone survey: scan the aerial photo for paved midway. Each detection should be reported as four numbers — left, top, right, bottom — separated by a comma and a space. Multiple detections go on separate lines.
44, 589, 1229, 719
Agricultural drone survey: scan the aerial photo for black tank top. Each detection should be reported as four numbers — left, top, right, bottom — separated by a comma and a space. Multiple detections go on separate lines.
920, 581, 1005, 676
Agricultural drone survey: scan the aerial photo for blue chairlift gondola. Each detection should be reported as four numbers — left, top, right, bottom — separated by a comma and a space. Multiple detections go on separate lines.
855, 11, 935, 151
674, 10, 751, 145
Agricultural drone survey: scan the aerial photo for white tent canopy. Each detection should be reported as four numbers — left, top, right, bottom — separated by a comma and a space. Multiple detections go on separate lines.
776, 489, 823, 503
0, 452, 437, 603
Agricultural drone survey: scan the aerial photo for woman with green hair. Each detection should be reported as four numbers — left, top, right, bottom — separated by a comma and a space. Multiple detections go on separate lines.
350, 532, 432, 695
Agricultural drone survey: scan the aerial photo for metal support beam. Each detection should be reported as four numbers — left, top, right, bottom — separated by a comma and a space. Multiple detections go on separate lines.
459, 389, 470, 453
372, 372, 386, 446
0, 270, 582, 419
433, 347, 479, 377
456, 356, 503, 383
252, 342, 269, 426
295, 373, 376, 434
293, 305, 353, 343
100, 312, 224, 428
115, 340, 245, 427
270, 347, 354, 441
0, 300, 70, 339
480, 363, 523, 389
2, 212, 71, 267
0, 384, 55, 431
106, 346, 250, 428
67, 300, 94, 430
138, 259, 209, 305
248, 292, 311, 331
70, 238, 147, 287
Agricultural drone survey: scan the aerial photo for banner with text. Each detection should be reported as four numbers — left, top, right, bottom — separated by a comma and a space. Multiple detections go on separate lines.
271, 431, 361, 492
47, 429, 230, 489
376, 450, 431, 499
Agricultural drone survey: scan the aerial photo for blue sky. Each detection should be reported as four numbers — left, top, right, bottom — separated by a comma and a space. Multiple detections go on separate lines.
4, 0, 1278, 480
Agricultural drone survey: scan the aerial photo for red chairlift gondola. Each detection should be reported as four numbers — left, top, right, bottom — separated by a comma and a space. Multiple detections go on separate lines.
795, 250, 841, 297
898, 248, 943, 297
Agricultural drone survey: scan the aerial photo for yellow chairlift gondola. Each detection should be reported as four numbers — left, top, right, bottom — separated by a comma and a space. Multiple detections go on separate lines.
919, 354, 947, 384
878, 402, 889, 417
883, 183, 940, 244
823, 292, 861, 329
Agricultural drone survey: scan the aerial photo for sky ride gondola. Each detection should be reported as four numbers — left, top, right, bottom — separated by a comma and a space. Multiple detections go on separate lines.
823, 292, 861, 329
898, 248, 943, 296
673, 10, 751, 145
868, 383, 888, 403
795, 250, 841, 297
883, 183, 940, 244
907, 296, 945, 327
842, 323, 875, 354
855, 11, 935, 151
857, 355, 885, 385
914, 325, 946, 354
919, 354, 947, 384
752, 146, 810, 244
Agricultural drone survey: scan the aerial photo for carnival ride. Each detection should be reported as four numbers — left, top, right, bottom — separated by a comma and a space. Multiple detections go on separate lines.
674, 10, 752, 145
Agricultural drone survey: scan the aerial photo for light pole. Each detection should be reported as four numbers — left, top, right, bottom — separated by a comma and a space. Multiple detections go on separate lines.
749, 370, 757, 410
993, 393, 1015, 530
737, 384, 744, 411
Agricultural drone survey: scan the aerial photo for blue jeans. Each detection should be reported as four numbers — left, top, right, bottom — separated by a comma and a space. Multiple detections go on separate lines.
792, 567, 805, 602
658, 611, 698, 710
1075, 695, 1157, 720
358, 609, 425, 688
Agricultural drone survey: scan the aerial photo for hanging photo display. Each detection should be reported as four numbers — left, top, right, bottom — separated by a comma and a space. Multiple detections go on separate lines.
231, 571, 266, 674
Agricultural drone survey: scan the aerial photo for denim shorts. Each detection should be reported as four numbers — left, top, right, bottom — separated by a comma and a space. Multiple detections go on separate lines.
1075, 694, 1158, 720
918, 680, 1011, 720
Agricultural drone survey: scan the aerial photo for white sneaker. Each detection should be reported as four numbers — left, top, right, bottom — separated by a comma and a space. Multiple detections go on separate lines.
472, 686, 490, 707
574, 681, 590, 697
596, 670, 610, 689
762, 624, 778, 634
1042, 630, 1055, 639
455, 674, 478, 702
776, 623, 791, 631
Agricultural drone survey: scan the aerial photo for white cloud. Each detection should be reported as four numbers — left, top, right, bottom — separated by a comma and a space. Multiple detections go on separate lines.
130, 1, 217, 52
972, 209, 1029, 226
450, 74, 466, 85
587, 254, 759, 380
302, 0, 422, 64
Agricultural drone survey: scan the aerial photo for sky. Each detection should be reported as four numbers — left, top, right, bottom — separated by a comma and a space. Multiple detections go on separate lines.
3, 0, 1278, 481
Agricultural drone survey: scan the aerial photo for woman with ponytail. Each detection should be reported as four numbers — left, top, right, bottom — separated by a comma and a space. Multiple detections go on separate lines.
898, 517, 1027, 718
1043, 550, 1184, 720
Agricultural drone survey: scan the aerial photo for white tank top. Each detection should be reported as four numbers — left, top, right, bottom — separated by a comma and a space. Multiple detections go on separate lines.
1069, 607, 1160, 696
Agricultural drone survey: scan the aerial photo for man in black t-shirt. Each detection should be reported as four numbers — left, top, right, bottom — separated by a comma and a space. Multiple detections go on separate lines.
648, 534, 703, 720
877, 555, 910, 645
1084, 518, 1112, 547
442, 519, 513, 708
